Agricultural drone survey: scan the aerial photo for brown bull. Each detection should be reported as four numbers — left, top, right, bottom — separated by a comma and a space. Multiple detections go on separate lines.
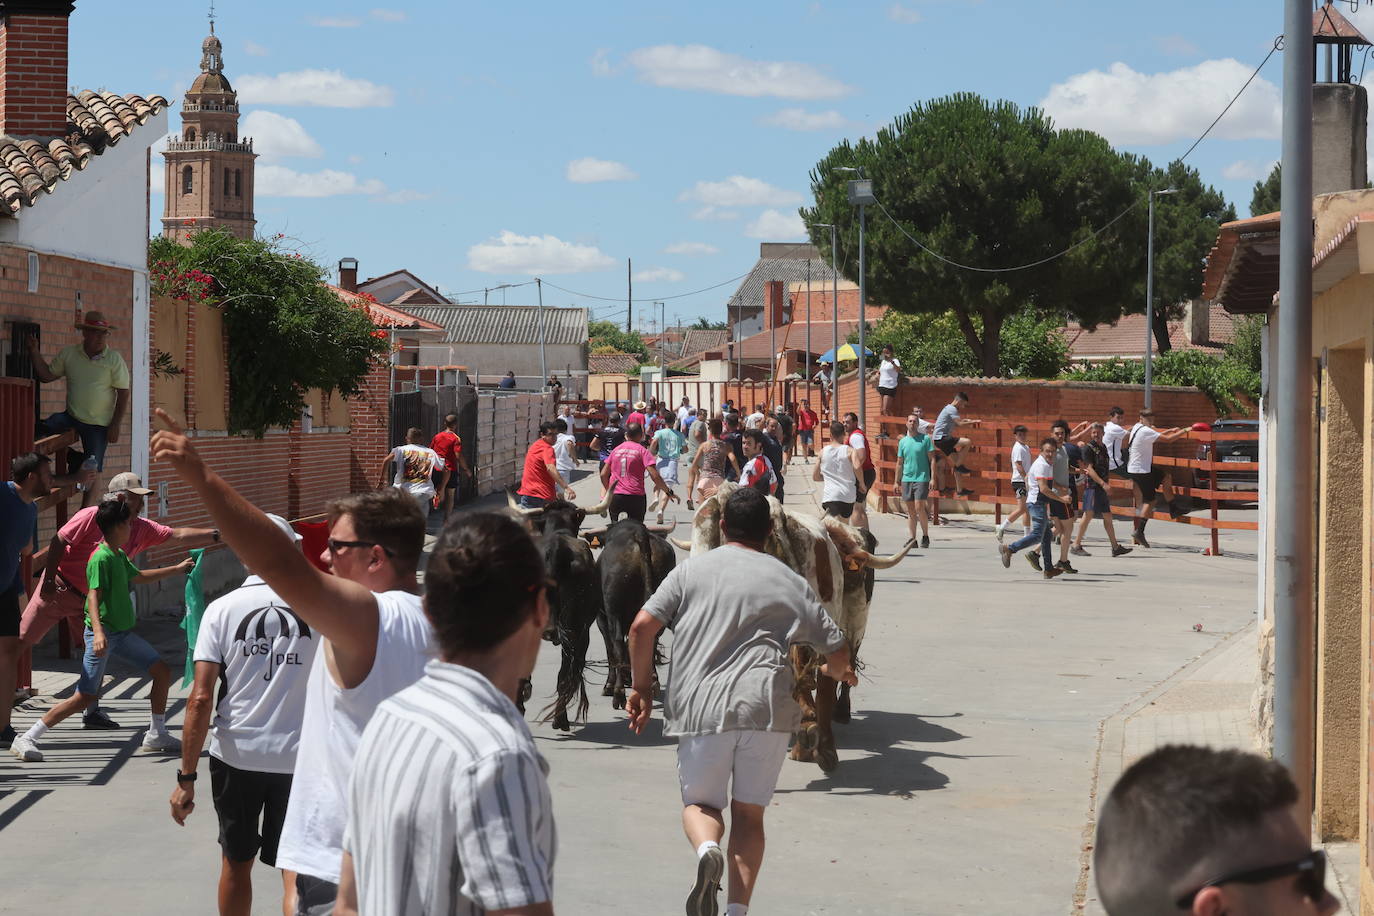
672, 482, 911, 771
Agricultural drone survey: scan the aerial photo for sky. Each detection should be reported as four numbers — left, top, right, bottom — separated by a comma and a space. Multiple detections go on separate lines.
67, 1, 1353, 328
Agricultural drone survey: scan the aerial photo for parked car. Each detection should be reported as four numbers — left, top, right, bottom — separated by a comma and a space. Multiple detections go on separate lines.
1194, 419, 1259, 491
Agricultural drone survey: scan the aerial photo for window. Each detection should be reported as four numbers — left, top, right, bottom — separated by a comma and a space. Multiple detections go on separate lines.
224, 168, 231, 196
182, 165, 193, 194
185, 128, 196, 141
234, 169, 242, 197
226, 132, 235, 143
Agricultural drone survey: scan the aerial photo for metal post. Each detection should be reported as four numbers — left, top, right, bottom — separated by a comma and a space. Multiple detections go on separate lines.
857, 202, 867, 427
1144, 191, 1156, 409
1274, 0, 1315, 828
831, 223, 839, 419
536, 278, 548, 386
805, 259, 812, 406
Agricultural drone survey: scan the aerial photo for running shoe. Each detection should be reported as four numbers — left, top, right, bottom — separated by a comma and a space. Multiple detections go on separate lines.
1111, 545, 1134, 558
920, 535, 930, 549
953, 465, 973, 474
956, 488, 975, 497
1056, 561, 1078, 574
995, 524, 1006, 543
686, 846, 725, 916
1042, 566, 1064, 580
10, 735, 42, 761
1070, 546, 1091, 557
999, 545, 1012, 568
686, 499, 694, 510
1132, 532, 1151, 548
82, 709, 121, 730
1026, 551, 1042, 572
141, 731, 182, 753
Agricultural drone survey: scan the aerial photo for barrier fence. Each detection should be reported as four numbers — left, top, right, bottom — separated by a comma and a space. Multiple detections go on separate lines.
871, 417, 1259, 556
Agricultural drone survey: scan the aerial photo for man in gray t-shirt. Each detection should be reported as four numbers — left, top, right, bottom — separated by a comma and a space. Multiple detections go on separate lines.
627, 487, 853, 916
932, 392, 979, 497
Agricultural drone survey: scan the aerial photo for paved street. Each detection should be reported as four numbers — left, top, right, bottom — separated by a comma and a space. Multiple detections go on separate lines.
0, 462, 1266, 915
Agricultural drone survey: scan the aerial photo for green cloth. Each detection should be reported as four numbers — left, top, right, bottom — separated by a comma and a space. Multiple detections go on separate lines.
47, 344, 130, 426
85, 542, 141, 632
897, 433, 933, 483
180, 549, 207, 687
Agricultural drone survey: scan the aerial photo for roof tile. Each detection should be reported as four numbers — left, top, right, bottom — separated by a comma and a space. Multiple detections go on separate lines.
402, 304, 589, 346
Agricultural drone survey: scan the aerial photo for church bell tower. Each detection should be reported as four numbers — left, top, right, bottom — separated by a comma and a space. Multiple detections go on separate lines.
161, 15, 256, 242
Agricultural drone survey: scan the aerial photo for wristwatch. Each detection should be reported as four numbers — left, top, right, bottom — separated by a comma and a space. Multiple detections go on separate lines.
176, 770, 197, 784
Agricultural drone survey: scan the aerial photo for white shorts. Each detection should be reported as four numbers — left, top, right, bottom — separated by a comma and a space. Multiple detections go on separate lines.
657, 458, 680, 487
676, 730, 791, 811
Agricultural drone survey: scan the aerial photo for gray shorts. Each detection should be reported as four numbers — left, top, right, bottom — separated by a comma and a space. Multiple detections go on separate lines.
902, 481, 930, 502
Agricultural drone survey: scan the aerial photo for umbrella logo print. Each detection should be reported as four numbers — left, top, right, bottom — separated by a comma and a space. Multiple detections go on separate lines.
233, 602, 313, 683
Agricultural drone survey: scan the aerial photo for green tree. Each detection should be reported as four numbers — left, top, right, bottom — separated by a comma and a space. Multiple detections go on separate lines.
588, 319, 650, 360
149, 230, 389, 437
859, 306, 1068, 379
803, 94, 1143, 378
690, 317, 728, 330
1251, 163, 1281, 217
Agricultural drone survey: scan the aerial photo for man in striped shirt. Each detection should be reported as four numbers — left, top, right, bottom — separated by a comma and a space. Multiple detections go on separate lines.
338, 513, 556, 915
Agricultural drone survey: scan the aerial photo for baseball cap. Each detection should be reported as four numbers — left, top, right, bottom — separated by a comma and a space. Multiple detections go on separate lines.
106, 472, 153, 495
265, 513, 303, 544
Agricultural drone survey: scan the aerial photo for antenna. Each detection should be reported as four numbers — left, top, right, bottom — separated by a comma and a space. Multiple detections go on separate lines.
208, 0, 216, 33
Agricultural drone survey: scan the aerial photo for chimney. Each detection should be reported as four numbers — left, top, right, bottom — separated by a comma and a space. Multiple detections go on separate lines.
765, 280, 785, 329
0, 1, 74, 139
1186, 300, 1210, 346
338, 257, 358, 293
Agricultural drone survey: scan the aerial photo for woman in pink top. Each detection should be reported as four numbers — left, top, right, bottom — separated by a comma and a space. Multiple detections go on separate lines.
600, 423, 676, 523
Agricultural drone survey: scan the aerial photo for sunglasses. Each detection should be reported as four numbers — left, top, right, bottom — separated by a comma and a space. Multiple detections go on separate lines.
327, 538, 394, 557
1175, 850, 1326, 909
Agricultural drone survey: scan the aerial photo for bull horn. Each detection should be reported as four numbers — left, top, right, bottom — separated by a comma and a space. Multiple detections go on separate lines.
506, 490, 544, 519
646, 520, 678, 536
584, 490, 612, 517
861, 537, 917, 570
669, 537, 693, 551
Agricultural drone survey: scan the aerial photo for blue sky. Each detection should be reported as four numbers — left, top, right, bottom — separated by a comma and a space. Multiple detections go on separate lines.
69, 1, 1330, 326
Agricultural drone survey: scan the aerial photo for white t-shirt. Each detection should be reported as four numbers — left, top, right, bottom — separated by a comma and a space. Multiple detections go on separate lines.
1026, 455, 1054, 505
819, 444, 857, 504
1127, 423, 1161, 474
916, 418, 934, 435
390, 445, 444, 499
193, 576, 320, 774
554, 432, 577, 475
276, 590, 433, 884
1103, 421, 1128, 468
1010, 441, 1032, 483
745, 412, 764, 430
677, 405, 692, 426
877, 358, 902, 389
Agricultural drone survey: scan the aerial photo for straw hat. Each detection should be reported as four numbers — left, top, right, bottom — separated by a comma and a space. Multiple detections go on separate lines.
633, 400, 647, 410
75, 310, 115, 332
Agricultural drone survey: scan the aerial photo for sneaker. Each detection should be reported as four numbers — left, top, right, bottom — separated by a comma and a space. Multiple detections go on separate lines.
1168, 498, 1191, 520
1056, 561, 1078, 574
686, 845, 725, 916
999, 545, 1012, 568
920, 535, 930, 549
1111, 545, 1133, 557
686, 499, 694, 511
82, 708, 121, 730
956, 488, 975, 497
655, 511, 665, 525
1026, 551, 1042, 572
10, 734, 42, 761
0, 725, 14, 750
1070, 546, 1091, 557
953, 465, 973, 474
1043, 566, 1064, 580
141, 731, 181, 753
1132, 532, 1151, 549
995, 524, 1006, 543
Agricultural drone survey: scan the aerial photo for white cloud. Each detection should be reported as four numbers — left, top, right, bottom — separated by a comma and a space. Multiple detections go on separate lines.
745, 209, 806, 240
467, 231, 615, 275
691, 206, 740, 221
887, 4, 922, 23
625, 44, 851, 99
370, 8, 407, 21
633, 267, 686, 283
1041, 59, 1281, 146
148, 133, 170, 195
237, 70, 395, 107
566, 157, 638, 183
1155, 34, 1200, 57
590, 48, 613, 76
680, 175, 802, 207
309, 16, 361, 27
244, 41, 269, 57
664, 241, 719, 256
240, 111, 323, 160
256, 165, 386, 198
760, 107, 849, 131
347, 154, 365, 164
1221, 159, 1278, 182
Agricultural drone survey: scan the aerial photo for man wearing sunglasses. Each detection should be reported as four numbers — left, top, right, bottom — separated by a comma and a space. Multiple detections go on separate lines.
151, 409, 432, 916
1094, 745, 1338, 915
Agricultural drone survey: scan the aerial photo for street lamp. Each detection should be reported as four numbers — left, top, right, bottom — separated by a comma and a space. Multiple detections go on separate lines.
1143, 187, 1179, 409
812, 221, 839, 419
837, 167, 874, 426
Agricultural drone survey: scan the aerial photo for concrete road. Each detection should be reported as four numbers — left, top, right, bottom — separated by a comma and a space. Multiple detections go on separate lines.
0, 465, 1259, 915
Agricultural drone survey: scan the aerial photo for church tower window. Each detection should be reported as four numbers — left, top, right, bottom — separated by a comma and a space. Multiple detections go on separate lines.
182, 165, 194, 194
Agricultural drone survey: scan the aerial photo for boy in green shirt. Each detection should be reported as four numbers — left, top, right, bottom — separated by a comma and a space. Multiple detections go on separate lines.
11, 496, 193, 762
896, 412, 934, 548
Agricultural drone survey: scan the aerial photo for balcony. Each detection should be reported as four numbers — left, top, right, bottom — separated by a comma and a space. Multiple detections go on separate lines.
182, 102, 239, 113
164, 138, 255, 154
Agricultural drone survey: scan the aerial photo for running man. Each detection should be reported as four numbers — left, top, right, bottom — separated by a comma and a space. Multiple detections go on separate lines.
1032, 420, 1078, 575
519, 421, 576, 511
554, 418, 579, 487
650, 418, 688, 524
626, 487, 855, 916
995, 425, 1032, 543
380, 428, 444, 520
796, 400, 819, 460
813, 421, 862, 521
842, 412, 875, 529
762, 418, 788, 504
1070, 422, 1132, 559
602, 422, 676, 523
998, 438, 1066, 580
739, 429, 778, 497
932, 392, 980, 497
896, 411, 933, 548
429, 414, 471, 523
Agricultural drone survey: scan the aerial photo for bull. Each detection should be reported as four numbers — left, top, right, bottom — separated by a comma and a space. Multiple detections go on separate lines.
596, 518, 676, 711
671, 482, 912, 771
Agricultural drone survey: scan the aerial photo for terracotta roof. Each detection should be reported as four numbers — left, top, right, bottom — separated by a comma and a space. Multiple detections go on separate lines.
589, 352, 641, 374
1201, 211, 1282, 313
734, 319, 864, 360
402, 304, 590, 345
1064, 305, 1238, 360
1315, 1, 1370, 44
391, 287, 446, 305
326, 285, 444, 331
0, 90, 169, 215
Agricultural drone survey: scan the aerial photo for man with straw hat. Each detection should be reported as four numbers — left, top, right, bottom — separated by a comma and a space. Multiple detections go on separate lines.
27, 310, 131, 489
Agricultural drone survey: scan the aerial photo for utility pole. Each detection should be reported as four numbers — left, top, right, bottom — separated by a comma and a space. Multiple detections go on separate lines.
805, 259, 812, 399
536, 278, 548, 385
626, 258, 633, 333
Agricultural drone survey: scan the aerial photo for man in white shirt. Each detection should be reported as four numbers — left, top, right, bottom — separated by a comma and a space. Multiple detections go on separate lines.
745, 404, 766, 431
1102, 407, 1129, 476
813, 364, 833, 419
170, 514, 322, 916
554, 419, 579, 484
151, 409, 432, 916
998, 438, 1067, 580
995, 424, 1033, 543
869, 344, 903, 427
379, 427, 445, 520
677, 397, 693, 430
812, 421, 863, 520
1124, 409, 1189, 548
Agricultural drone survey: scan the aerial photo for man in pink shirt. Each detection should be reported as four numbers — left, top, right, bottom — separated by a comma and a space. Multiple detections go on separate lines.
600, 423, 676, 523
16, 472, 218, 730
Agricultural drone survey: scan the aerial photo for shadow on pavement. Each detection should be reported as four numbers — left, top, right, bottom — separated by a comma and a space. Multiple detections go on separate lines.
536, 714, 676, 749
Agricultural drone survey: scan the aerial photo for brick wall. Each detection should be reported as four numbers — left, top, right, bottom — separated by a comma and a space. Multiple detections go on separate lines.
0, 12, 70, 138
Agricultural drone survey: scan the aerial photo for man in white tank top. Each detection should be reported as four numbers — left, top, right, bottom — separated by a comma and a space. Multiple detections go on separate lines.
150, 409, 433, 916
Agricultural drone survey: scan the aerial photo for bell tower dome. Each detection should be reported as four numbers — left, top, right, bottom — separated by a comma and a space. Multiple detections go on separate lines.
161, 15, 256, 242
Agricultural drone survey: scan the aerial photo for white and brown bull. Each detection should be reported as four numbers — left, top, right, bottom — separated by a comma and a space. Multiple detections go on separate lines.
671, 482, 912, 771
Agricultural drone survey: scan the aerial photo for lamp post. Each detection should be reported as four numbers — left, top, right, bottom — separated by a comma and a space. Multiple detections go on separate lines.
837, 168, 874, 426
1143, 187, 1179, 409
654, 300, 665, 403
535, 278, 548, 386
812, 222, 839, 418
